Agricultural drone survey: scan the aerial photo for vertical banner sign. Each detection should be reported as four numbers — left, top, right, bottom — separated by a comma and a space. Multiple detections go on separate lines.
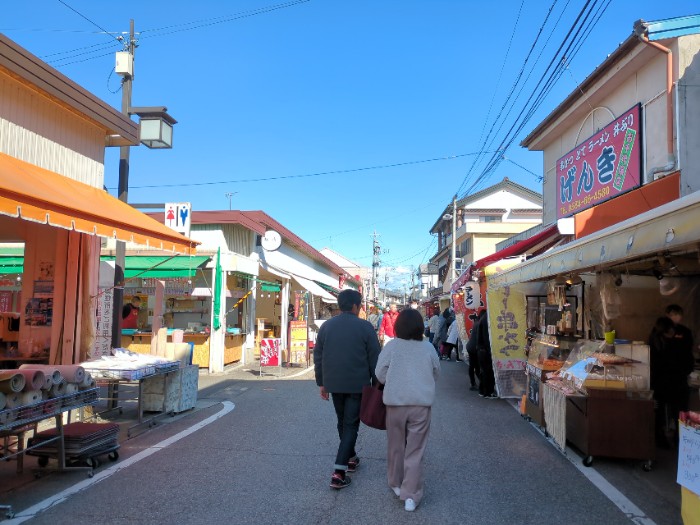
164, 202, 192, 237
289, 320, 308, 365
92, 287, 113, 358
556, 104, 642, 219
464, 282, 480, 309
260, 338, 280, 367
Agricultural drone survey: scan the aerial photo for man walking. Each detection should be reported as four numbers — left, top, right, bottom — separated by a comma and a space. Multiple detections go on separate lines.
379, 303, 400, 345
314, 289, 381, 489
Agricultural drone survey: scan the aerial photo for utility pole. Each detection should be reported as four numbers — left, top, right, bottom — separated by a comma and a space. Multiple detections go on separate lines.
410, 265, 415, 300
371, 231, 381, 303
112, 20, 135, 349
451, 194, 458, 283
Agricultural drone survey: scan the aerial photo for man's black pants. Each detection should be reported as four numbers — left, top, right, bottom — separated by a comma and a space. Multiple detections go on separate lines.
331, 393, 362, 471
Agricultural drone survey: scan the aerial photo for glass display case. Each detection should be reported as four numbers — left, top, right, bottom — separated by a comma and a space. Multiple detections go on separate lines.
558, 340, 650, 394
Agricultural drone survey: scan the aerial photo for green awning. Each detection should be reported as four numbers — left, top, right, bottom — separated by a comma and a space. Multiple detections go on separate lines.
100, 255, 210, 278
0, 256, 23, 275
314, 281, 341, 295
261, 283, 281, 292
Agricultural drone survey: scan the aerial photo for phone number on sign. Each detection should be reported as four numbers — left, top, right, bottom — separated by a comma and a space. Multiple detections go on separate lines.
560, 186, 610, 215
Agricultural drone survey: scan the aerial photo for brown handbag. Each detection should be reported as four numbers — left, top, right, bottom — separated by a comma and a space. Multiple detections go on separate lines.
360, 383, 386, 430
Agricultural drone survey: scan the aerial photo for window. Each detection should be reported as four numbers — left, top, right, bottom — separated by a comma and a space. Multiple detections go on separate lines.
479, 215, 501, 223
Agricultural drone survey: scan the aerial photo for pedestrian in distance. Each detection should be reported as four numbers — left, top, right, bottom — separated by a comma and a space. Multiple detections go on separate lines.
314, 289, 381, 489
375, 308, 440, 512
465, 314, 481, 392
367, 306, 380, 332
379, 303, 400, 345
442, 316, 460, 361
427, 308, 440, 345
475, 309, 497, 399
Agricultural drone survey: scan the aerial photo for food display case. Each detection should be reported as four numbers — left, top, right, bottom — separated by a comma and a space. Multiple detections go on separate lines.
553, 341, 654, 469
524, 335, 577, 427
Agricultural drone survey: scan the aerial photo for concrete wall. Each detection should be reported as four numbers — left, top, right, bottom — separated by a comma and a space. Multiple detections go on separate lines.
679, 34, 700, 196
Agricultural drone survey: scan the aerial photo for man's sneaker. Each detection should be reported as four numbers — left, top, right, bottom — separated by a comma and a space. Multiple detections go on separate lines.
405, 498, 416, 512
484, 393, 499, 400
330, 473, 351, 489
347, 456, 360, 472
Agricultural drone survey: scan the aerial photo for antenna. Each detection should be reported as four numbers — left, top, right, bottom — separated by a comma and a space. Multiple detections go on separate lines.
225, 192, 237, 210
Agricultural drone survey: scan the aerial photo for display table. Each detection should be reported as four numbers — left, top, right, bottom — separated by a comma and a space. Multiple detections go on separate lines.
0, 388, 99, 519
566, 388, 654, 468
81, 361, 181, 437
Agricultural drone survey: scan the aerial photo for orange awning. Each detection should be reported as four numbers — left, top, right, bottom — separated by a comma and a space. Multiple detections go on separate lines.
0, 152, 198, 254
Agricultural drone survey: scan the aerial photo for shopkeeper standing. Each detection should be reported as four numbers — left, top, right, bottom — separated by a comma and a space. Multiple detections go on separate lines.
122, 296, 141, 329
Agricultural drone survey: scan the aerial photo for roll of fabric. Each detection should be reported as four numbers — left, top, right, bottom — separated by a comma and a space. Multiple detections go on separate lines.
0, 371, 26, 393
79, 377, 96, 390
18, 365, 63, 388
18, 370, 46, 391
79, 372, 93, 388
64, 383, 79, 395
0, 391, 6, 410
51, 365, 85, 384
4, 392, 22, 409
21, 390, 42, 405
50, 381, 67, 398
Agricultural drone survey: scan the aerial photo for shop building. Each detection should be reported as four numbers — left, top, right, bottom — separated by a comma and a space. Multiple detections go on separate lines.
117, 210, 355, 372
428, 178, 543, 312
452, 16, 700, 509
0, 35, 195, 368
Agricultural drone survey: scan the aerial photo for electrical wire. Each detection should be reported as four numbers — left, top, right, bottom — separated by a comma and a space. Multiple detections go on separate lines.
462, 0, 611, 197
56, 0, 123, 45
455, 0, 567, 198
122, 151, 492, 190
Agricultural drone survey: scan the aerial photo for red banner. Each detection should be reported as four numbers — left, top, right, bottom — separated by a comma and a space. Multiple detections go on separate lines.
556, 104, 641, 219
260, 338, 280, 367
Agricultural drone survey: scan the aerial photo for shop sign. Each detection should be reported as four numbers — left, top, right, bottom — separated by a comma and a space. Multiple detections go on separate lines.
164, 202, 192, 237
463, 281, 480, 309
556, 104, 641, 219
260, 338, 280, 367
678, 421, 700, 494
289, 320, 308, 365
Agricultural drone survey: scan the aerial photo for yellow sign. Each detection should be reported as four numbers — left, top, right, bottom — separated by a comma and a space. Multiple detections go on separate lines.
289, 320, 308, 365
485, 286, 527, 363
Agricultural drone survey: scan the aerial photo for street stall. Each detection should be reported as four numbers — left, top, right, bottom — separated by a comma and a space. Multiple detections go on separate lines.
98, 255, 252, 369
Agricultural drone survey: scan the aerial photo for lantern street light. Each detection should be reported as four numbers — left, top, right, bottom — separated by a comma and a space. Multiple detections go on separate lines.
130, 106, 177, 149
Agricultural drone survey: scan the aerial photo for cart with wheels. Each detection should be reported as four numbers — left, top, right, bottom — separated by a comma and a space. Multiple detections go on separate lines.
27, 422, 120, 474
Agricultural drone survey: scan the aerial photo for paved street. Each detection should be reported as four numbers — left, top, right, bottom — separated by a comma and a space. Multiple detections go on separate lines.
2, 360, 682, 525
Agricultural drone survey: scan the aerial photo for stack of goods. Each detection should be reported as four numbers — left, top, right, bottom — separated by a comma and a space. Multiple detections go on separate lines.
0, 365, 95, 426
82, 349, 179, 381
27, 421, 120, 464
681, 411, 700, 429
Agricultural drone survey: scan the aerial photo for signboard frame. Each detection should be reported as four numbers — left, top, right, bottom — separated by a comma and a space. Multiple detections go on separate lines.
556, 104, 642, 219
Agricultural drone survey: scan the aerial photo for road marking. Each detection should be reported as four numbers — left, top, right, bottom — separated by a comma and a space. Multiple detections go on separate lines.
512, 402, 657, 525
6, 401, 235, 524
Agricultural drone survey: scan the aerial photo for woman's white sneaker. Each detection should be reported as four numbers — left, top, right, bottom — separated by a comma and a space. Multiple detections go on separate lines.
391, 487, 401, 497
405, 498, 416, 512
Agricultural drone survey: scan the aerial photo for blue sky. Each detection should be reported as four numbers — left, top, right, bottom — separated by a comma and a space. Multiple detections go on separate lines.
3, 1, 697, 290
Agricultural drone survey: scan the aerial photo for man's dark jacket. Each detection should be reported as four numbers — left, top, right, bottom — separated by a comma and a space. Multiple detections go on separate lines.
314, 312, 381, 393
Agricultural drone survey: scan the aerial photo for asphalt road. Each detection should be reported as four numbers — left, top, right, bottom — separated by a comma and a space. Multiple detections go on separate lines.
2, 360, 681, 524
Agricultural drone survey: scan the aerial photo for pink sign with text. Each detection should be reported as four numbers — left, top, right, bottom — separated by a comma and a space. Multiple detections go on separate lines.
556, 104, 641, 219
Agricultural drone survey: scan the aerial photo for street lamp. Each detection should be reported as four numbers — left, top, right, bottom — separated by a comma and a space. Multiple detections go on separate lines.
111, 21, 178, 349
131, 106, 177, 149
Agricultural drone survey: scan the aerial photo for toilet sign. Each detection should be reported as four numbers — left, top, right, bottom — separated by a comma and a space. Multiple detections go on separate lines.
164, 202, 191, 237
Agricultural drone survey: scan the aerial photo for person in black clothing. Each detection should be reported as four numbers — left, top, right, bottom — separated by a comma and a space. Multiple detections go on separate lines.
314, 289, 381, 489
649, 314, 695, 448
474, 309, 497, 399
465, 313, 481, 391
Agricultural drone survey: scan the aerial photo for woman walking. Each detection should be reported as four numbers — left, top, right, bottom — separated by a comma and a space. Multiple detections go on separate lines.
375, 309, 440, 512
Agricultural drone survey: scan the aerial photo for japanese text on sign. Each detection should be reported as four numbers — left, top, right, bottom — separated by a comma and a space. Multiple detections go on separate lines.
556, 104, 641, 219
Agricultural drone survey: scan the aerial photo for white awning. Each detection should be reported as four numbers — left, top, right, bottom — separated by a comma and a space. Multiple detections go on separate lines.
488, 191, 700, 288
292, 275, 337, 303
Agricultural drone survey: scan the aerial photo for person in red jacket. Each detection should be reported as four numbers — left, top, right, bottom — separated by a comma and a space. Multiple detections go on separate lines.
379, 303, 399, 344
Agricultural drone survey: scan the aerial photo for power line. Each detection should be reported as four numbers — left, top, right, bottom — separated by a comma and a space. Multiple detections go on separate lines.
56, 0, 123, 45
455, 0, 567, 198
39, 0, 311, 67
122, 151, 492, 189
